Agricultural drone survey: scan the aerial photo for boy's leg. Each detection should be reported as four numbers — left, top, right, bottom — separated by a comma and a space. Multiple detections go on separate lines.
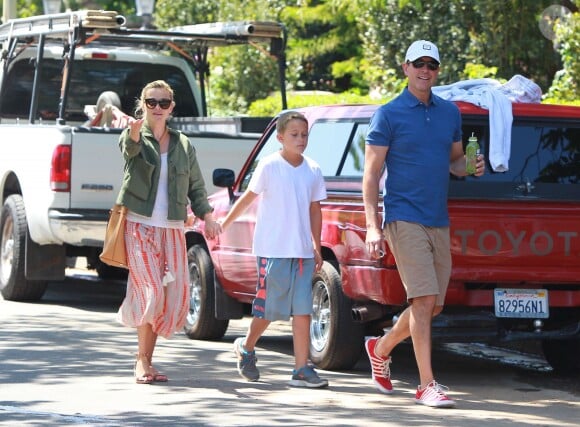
287, 259, 328, 389
288, 314, 328, 388
244, 317, 271, 351
234, 317, 270, 382
291, 314, 310, 369
234, 256, 274, 382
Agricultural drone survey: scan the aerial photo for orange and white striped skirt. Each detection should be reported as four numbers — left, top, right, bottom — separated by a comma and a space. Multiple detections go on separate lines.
117, 220, 189, 339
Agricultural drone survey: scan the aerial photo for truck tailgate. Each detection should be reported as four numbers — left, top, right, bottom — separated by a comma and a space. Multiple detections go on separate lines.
449, 200, 580, 284
69, 128, 124, 210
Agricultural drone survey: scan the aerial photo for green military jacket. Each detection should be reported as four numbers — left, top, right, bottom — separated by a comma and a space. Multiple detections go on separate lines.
116, 124, 212, 221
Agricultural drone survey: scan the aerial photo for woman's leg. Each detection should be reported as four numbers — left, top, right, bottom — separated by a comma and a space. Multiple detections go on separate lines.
135, 324, 156, 383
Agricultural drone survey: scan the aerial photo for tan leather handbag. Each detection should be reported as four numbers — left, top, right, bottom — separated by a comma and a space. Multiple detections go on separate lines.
99, 204, 128, 269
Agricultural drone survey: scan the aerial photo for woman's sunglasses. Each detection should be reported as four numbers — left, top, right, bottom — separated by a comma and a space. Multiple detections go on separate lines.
409, 59, 440, 71
145, 98, 172, 109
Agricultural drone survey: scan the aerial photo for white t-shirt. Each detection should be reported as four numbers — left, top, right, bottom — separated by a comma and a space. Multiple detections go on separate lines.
127, 153, 184, 229
248, 151, 326, 258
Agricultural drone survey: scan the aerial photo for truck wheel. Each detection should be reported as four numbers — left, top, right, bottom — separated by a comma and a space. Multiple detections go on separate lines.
184, 244, 229, 340
95, 261, 128, 281
309, 261, 364, 370
0, 195, 47, 301
542, 339, 580, 374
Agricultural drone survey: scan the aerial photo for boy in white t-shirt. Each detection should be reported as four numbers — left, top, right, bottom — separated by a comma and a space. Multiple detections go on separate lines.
219, 111, 328, 388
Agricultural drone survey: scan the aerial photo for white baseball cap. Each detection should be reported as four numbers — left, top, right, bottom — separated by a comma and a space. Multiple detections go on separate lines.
405, 40, 440, 64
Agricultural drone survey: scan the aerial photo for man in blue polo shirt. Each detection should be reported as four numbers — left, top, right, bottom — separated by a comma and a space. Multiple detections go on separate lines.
362, 40, 485, 408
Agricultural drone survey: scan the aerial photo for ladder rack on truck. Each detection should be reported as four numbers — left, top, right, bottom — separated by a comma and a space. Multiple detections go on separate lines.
0, 10, 287, 123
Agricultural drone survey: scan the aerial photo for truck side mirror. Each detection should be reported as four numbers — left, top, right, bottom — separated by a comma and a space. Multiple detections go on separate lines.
213, 168, 235, 201
213, 168, 235, 187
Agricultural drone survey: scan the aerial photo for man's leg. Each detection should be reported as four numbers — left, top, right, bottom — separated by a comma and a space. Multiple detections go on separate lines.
408, 295, 437, 388
375, 306, 411, 357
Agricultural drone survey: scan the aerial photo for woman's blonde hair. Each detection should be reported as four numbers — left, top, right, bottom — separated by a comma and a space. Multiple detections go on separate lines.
134, 80, 174, 119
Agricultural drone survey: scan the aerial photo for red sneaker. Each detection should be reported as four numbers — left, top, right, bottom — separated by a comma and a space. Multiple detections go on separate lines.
365, 337, 393, 394
415, 380, 456, 408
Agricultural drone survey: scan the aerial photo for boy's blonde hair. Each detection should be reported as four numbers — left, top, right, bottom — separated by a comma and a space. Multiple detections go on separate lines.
277, 111, 308, 134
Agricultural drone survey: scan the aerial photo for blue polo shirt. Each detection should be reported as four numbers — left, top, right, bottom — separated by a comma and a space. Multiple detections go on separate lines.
366, 87, 462, 227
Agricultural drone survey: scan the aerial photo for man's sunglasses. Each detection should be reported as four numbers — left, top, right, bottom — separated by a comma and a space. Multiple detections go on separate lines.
409, 59, 440, 71
145, 98, 172, 109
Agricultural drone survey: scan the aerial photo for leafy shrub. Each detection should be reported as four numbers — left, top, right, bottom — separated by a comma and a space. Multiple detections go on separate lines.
248, 91, 385, 116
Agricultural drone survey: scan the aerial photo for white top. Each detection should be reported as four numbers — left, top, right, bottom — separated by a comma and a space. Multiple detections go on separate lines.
432, 75, 541, 173
248, 151, 326, 258
433, 78, 511, 172
127, 153, 184, 229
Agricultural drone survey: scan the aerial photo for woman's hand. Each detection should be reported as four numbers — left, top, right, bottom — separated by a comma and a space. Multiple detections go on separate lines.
203, 213, 222, 239
185, 212, 196, 227
129, 118, 144, 143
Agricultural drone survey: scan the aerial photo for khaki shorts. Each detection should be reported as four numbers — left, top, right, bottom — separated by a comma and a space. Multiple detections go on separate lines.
384, 221, 451, 306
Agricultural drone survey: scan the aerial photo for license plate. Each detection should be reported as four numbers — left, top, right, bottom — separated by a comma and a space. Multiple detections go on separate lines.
494, 288, 549, 319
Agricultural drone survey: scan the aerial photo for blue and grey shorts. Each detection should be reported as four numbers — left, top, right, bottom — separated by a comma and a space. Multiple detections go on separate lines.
252, 257, 314, 321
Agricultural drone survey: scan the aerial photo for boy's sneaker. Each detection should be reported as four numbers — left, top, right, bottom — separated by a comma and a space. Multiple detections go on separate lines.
233, 337, 259, 382
365, 336, 393, 394
288, 365, 329, 388
415, 380, 456, 408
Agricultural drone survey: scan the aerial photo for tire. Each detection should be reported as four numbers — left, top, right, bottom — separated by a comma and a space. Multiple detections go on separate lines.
0, 195, 47, 301
542, 339, 580, 374
309, 261, 364, 370
96, 261, 128, 281
183, 244, 229, 340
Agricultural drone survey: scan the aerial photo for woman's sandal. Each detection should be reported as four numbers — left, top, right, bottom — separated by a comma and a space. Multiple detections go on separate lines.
150, 366, 168, 382
134, 356, 154, 384
149, 361, 169, 383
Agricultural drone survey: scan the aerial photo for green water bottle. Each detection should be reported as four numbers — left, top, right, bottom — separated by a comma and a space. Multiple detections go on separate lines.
465, 132, 479, 175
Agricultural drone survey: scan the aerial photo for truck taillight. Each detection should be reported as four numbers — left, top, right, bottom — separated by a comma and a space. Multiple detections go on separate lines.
50, 145, 71, 192
83, 52, 115, 60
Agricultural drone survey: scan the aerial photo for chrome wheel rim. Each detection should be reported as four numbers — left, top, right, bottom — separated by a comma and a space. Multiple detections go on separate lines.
186, 262, 202, 328
0, 215, 14, 285
311, 278, 331, 352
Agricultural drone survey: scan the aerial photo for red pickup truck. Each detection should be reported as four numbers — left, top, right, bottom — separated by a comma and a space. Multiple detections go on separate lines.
185, 102, 580, 374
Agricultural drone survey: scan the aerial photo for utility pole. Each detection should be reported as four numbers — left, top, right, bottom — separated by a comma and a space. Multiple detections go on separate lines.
2, 0, 17, 24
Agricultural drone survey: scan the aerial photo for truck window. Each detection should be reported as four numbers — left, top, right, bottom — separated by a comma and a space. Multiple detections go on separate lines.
0, 58, 198, 121
338, 123, 369, 177
239, 119, 357, 192
305, 121, 355, 176
451, 118, 580, 201
240, 127, 282, 192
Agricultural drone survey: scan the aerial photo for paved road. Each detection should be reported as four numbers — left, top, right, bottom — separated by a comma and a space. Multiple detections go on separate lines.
0, 269, 578, 427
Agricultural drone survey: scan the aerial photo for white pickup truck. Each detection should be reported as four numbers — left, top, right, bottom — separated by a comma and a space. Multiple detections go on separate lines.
0, 11, 287, 300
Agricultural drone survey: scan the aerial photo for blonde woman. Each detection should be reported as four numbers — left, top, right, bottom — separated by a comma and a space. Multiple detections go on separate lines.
115, 80, 221, 384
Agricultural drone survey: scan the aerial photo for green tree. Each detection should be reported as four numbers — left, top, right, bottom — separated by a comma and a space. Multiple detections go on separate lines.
352, 0, 572, 94
5, 0, 577, 113
155, 0, 289, 115
545, 11, 579, 103
154, 0, 219, 28
280, 0, 362, 93
1, 0, 135, 20
467, 0, 562, 91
